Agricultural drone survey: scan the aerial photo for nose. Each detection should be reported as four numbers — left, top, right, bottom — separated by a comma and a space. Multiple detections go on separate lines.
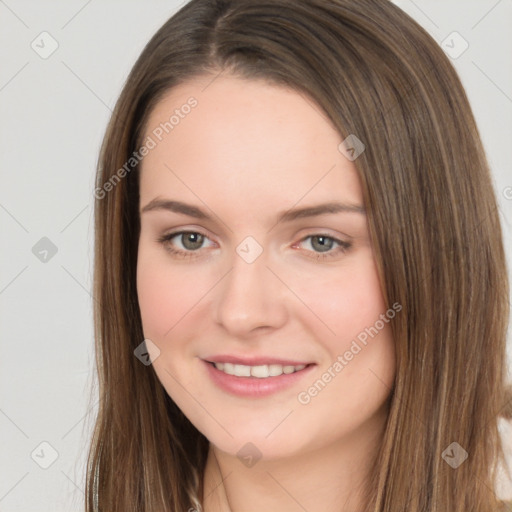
213, 249, 289, 337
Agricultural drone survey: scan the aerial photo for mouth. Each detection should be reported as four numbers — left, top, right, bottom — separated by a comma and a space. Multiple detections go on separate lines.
201, 357, 316, 398
207, 361, 310, 378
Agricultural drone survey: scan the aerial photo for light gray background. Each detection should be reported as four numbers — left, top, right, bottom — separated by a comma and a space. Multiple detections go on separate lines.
1, 1, 511, 510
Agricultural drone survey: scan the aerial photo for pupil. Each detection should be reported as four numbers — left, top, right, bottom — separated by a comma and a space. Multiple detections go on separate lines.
183, 233, 203, 250
312, 236, 333, 252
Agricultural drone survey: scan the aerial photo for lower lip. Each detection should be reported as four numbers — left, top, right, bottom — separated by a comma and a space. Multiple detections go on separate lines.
202, 360, 315, 398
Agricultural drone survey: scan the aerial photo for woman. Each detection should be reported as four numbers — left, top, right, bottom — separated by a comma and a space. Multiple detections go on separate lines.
87, 0, 512, 510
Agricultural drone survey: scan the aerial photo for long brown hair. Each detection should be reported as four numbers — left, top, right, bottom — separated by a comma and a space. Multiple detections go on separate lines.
86, 0, 511, 510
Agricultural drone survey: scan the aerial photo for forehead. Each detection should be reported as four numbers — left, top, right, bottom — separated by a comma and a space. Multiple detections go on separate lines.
139, 75, 362, 212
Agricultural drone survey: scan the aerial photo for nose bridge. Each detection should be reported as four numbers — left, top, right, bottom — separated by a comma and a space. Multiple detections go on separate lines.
214, 245, 287, 334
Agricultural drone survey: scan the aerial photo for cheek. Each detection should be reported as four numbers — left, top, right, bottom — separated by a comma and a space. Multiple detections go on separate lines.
136, 249, 205, 340
137, 268, 172, 339
291, 257, 395, 443
292, 252, 387, 344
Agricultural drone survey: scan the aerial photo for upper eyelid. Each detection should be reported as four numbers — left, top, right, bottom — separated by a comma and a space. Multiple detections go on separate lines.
161, 228, 213, 240
297, 232, 352, 249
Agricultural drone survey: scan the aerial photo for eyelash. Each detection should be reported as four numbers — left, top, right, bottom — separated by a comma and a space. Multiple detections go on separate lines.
156, 230, 352, 261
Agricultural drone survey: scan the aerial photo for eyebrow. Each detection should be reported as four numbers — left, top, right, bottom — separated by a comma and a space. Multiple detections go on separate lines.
140, 198, 366, 223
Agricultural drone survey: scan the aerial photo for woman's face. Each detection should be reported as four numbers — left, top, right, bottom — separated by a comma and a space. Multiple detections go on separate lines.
137, 74, 396, 460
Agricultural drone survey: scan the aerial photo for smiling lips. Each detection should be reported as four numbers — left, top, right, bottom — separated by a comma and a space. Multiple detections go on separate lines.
203, 355, 315, 397
203, 357, 315, 398
205, 355, 313, 378
212, 361, 307, 378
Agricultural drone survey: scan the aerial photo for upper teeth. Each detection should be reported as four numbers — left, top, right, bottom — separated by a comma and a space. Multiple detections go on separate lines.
214, 362, 306, 378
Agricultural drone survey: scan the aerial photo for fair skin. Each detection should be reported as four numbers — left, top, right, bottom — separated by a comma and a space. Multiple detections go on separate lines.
136, 73, 396, 512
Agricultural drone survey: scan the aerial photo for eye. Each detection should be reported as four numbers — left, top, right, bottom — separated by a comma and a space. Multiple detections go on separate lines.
157, 230, 215, 258
175, 232, 206, 251
294, 234, 352, 260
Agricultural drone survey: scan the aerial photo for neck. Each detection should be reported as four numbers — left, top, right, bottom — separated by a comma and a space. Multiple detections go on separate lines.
201, 406, 387, 512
